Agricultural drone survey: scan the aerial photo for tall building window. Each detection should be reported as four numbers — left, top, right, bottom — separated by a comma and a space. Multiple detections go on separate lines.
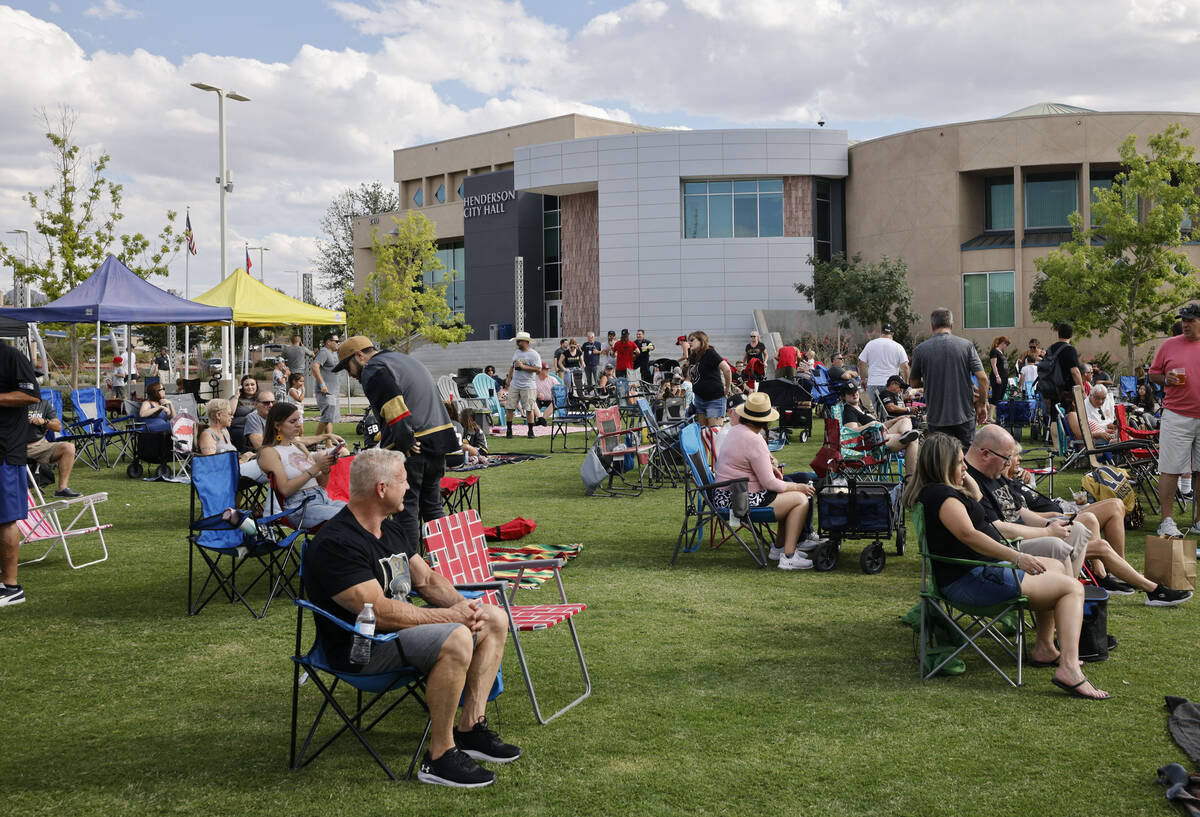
682, 179, 784, 238
412, 187, 424, 207
435, 184, 446, 204
963, 271, 1015, 328
1025, 172, 1077, 228
431, 240, 465, 315
815, 179, 832, 261
985, 176, 1014, 231
543, 195, 561, 301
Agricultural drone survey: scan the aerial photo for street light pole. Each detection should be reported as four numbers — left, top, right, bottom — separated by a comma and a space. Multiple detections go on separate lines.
249, 245, 269, 282
6, 228, 29, 307
191, 81, 250, 396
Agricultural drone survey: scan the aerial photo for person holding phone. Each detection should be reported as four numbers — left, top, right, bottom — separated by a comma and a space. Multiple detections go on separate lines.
256, 402, 346, 530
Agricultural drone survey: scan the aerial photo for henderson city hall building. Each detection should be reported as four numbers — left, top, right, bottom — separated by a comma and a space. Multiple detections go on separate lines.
352, 104, 1200, 355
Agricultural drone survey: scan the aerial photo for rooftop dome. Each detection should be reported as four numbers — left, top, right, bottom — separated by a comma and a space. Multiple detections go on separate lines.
1000, 102, 1097, 118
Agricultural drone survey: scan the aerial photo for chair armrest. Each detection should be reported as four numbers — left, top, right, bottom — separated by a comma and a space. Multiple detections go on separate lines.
927, 553, 1018, 570
454, 580, 510, 594
487, 557, 564, 571
695, 475, 749, 492
294, 599, 400, 643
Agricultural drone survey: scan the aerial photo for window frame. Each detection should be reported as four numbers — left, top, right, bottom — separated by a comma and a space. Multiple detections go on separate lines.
962, 270, 1015, 329
1024, 171, 1078, 229
682, 178, 784, 239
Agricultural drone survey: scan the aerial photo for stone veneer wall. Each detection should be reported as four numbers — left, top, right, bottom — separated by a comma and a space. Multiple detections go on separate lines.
561, 191, 599, 335
784, 176, 812, 237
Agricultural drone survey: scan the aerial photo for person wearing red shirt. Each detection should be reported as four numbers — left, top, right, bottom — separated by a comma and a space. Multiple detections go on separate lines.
1149, 303, 1200, 537
774, 343, 799, 380
613, 329, 638, 378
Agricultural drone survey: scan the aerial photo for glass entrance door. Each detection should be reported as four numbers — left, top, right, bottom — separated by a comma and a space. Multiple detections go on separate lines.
545, 300, 562, 339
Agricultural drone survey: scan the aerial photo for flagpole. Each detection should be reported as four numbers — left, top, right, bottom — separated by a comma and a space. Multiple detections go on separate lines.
184, 209, 191, 380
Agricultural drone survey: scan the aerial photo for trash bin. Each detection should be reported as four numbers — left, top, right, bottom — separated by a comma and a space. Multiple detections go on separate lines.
489, 323, 499, 340
497, 323, 515, 340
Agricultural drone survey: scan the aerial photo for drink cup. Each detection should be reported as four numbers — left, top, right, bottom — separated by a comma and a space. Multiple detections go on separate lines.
1172, 367, 1188, 386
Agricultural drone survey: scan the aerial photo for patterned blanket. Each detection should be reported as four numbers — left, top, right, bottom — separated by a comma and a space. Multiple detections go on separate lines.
487, 542, 584, 589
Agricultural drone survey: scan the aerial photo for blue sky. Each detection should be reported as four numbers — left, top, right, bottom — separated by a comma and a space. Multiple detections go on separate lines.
2, 0, 1200, 301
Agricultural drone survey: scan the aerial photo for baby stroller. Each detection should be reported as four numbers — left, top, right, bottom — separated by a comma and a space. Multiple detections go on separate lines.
756, 378, 813, 443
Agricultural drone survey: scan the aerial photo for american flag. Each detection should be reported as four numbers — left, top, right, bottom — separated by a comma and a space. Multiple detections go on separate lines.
185, 213, 197, 256
245, 245, 252, 271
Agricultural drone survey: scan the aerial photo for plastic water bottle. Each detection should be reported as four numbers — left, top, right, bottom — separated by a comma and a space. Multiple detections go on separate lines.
349, 603, 376, 665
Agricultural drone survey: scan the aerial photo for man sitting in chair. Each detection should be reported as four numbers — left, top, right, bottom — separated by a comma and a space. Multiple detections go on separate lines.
302, 447, 520, 788
26, 390, 81, 497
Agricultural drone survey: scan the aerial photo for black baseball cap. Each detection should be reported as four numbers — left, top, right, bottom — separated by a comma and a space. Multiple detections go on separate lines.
1179, 304, 1200, 320
881, 323, 893, 334
886, 375, 908, 388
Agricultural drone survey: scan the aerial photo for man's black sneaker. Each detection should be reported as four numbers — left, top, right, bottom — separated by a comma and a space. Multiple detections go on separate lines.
505, 427, 513, 439
527, 426, 535, 438
454, 718, 522, 763
416, 748, 495, 788
1097, 574, 1135, 595
54, 487, 82, 498
1146, 584, 1193, 607
0, 584, 26, 607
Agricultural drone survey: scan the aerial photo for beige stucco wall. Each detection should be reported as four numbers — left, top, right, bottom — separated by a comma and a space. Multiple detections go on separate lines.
846, 111, 1200, 361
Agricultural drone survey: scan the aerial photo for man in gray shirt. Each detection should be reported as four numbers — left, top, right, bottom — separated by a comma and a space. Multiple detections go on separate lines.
908, 307, 987, 447
281, 334, 310, 377
312, 332, 342, 437
505, 332, 541, 439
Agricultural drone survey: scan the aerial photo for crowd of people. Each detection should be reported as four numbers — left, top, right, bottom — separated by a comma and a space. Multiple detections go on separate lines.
4, 306, 1200, 772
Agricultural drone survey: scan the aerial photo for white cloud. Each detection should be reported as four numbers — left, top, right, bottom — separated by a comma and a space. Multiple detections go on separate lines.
5, 0, 1200, 305
83, 0, 141, 20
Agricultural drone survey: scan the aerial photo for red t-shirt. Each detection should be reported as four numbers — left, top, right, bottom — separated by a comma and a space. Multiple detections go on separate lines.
776, 345, 798, 368
614, 340, 638, 371
1150, 335, 1200, 418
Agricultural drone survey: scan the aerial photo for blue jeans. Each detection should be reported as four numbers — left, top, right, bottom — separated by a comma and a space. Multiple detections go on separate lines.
942, 564, 1024, 606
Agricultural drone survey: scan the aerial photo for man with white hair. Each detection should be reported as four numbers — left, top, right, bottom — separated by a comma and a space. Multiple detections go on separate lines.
302, 448, 520, 787
1083, 383, 1117, 442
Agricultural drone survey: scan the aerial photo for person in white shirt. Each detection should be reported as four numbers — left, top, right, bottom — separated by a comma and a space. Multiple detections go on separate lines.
1017, 354, 1039, 395
857, 324, 909, 418
1084, 384, 1117, 441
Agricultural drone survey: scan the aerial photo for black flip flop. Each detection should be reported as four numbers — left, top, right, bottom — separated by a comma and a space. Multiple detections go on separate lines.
1052, 677, 1111, 700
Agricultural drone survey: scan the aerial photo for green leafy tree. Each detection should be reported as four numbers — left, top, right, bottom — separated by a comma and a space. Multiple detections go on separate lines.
314, 181, 399, 310
1031, 123, 1200, 372
0, 107, 185, 386
344, 212, 470, 352
795, 252, 919, 348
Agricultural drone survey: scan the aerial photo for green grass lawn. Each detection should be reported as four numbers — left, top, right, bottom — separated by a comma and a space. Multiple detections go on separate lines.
2, 420, 1196, 816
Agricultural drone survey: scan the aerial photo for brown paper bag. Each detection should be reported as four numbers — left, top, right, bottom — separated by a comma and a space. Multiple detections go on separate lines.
1144, 536, 1198, 591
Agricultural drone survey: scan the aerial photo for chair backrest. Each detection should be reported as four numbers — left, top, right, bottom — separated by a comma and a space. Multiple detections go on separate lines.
635, 397, 660, 435
594, 405, 623, 456
471, 372, 497, 401
40, 388, 64, 442
1119, 375, 1138, 400
1071, 385, 1104, 468
17, 488, 57, 542
551, 383, 568, 410
436, 374, 457, 405
324, 454, 354, 503
423, 510, 498, 606
70, 387, 107, 428
190, 451, 241, 548
678, 422, 714, 493
663, 397, 685, 421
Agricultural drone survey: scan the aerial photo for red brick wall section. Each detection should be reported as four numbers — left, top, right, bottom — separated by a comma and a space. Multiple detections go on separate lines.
562, 191, 599, 335
785, 176, 813, 237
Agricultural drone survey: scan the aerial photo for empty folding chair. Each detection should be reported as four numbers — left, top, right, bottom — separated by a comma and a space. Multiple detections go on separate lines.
17, 467, 110, 569
70, 386, 136, 468
635, 396, 684, 487
589, 405, 653, 496
424, 510, 590, 725
188, 451, 303, 618
471, 371, 505, 430
548, 383, 595, 452
440, 475, 481, 516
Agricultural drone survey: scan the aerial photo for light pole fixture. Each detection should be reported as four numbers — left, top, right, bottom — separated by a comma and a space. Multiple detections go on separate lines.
192, 81, 250, 392
249, 245, 269, 282
6, 228, 30, 307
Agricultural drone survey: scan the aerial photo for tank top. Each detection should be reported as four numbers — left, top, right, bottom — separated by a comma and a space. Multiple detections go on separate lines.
203, 427, 236, 454
273, 442, 317, 492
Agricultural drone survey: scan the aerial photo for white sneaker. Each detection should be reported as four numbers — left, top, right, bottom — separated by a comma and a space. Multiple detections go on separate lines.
797, 535, 827, 552
778, 551, 814, 571
1158, 518, 1184, 538
767, 545, 784, 561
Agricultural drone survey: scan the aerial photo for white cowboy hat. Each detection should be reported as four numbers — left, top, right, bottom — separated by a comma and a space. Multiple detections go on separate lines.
512, 331, 534, 343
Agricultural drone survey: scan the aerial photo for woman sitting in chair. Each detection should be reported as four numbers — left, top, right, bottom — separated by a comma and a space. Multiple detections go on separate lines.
229, 375, 259, 450
139, 382, 175, 433
255, 402, 344, 529
902, 433, 1111, 700
712, 393, 817, 572
199, 397, 259, 471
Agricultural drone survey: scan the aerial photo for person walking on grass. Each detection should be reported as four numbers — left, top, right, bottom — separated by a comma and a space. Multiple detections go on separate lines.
0, 343, 40, 607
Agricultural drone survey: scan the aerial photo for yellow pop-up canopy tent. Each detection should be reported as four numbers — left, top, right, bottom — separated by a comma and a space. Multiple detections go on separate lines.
193, 268, 345, 375
193, 267, 345, 326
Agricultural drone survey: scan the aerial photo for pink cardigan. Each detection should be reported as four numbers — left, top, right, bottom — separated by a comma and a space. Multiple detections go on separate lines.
713, 424, 789, 494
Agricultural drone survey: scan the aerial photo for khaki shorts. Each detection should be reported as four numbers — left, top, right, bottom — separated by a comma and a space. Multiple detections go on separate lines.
1158, 408, 1200, 474
26, 438, 62, 465
505, 387, 538, 414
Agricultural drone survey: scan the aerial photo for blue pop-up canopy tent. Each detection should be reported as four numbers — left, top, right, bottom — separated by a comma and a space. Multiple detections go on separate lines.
0, 254, 233, 385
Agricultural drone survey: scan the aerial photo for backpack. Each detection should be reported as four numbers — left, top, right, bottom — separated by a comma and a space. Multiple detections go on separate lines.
1081, 465, 1143, 529
1035, 344, 1068, 398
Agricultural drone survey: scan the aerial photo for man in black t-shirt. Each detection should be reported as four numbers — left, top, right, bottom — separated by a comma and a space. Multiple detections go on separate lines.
302, 448, 520, 787
1, 343, 40, 607
634, 329, 655, 382
1044, 323, 1086, 437
878, 375, 913, 418
581, 331, 602, 388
